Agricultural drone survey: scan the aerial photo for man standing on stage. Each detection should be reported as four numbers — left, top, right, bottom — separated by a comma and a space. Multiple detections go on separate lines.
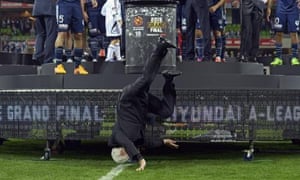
233, 0, 271, 63
32, 0, 57, 65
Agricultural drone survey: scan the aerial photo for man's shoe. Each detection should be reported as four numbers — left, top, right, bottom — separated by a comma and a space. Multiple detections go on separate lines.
252, 57, 258, 63
162, 70, 182, 80
32, 59, 42, 66
291, 57, 300, 66
54, 64, 67, 74
105, 57, 115, 62
158, 37, 176, 49
249, 56, 258, 63
74, 65, 88, 75
239, 55, 248, 62
270, 57, 283, 66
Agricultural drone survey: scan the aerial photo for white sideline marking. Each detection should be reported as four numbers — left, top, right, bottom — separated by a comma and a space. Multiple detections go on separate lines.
99, 164, 132, 180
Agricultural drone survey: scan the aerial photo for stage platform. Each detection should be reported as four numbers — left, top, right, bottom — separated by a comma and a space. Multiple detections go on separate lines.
0, 60, 300, 89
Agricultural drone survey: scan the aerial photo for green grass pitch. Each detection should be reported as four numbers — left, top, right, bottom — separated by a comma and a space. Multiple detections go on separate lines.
1, 139, 300, 180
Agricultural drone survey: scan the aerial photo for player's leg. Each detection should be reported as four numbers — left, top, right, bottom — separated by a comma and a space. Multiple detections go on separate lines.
290, 32, 299, 65
73, 32, 88, 74
87, 6, 101, 62
176, 2, 184, 62
113, 38, 122, 61
72, 1, 88, 74
97, 11, 107, 58
54, 0, 71, 74
195, 21, 204, 62
54, 32, 67, 74
195, 0, 210, 61
65, 31, 73, 63
220, 6, 227, 62
105, 38, 115, 62
288, 13, 300, 65
270, 13, 285, 66
210, 11, 223, 63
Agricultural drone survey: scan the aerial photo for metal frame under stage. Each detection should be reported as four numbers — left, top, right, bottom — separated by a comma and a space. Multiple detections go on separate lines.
0, 89, 300, 143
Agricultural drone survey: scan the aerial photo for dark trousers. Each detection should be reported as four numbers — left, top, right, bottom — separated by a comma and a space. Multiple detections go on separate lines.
122, 44, 168, 97
33, 15, 57, 64
121, 43, 176, 119
185, 0, 210, 60
240, 6, 263, 58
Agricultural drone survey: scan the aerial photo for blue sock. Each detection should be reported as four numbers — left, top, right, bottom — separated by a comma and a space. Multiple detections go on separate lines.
196, 37, 203, 59
55, 47, 63, 65
73, 48, 83, 68
275, 43, 282, 59
65, 49, 72, 60
221, 34, 226, 59
291, 43, 298, 58
215, 37, 222, 58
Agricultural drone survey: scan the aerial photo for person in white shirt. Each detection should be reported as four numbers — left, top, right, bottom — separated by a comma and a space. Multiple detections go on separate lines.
101, 0, 123, 62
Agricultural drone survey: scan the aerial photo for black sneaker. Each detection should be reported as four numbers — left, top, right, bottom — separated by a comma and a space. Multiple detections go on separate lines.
249, 56, 258, 63
32, 59, 42, 66
158, 37, 176, 49
162, 70, 182, 81
239, 55, 249, 63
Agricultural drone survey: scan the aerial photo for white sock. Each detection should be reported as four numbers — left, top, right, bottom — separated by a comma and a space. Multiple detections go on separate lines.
105, 44, 115, 62
114, 43, 122, 61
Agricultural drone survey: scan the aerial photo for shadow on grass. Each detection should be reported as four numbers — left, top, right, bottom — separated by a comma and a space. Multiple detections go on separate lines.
1, 139, 300, 161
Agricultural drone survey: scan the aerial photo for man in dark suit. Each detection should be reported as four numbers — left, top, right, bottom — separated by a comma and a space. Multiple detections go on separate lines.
32, 0, 57, 64
108, 38, 180, 171
234, 0, 271, 63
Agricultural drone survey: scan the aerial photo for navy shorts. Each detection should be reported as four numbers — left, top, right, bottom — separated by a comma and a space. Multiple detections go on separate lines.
87, 7, 106, 34
209, 8, 224, 31
56, 0, 84, 33
274, 12, 300, 32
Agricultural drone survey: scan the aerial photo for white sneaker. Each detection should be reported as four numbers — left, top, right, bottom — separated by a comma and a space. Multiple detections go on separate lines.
116, 57, 124, 61
83, 51, 89, 56
66, 58, 73, 63
105, 58, 115, 62
81, 58, 87, 62
92, 58, 98, 62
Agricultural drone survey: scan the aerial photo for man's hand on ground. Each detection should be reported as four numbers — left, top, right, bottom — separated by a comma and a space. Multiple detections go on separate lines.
163, 139, 179, 149
136, 159, 146, 171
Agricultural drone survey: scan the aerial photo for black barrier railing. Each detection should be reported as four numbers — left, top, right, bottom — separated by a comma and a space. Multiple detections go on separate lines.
0, 89, 300, 142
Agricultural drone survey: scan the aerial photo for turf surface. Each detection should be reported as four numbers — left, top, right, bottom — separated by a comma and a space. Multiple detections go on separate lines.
1, 139, 300, 180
